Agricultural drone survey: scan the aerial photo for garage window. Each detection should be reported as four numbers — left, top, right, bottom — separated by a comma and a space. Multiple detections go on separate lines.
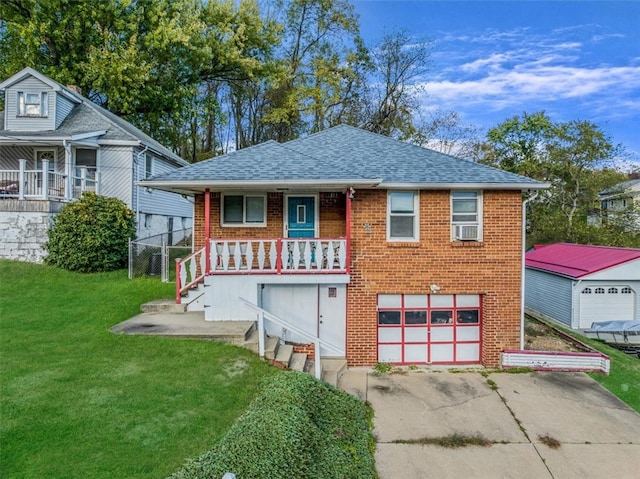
608, 287, 618, 294
595, 288, 605, 294
622, 287, 632, 294
582, 288, 592, 294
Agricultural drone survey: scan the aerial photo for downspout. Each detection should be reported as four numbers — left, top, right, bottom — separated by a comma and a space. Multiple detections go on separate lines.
345, 188, 353, 273
520, 190, 540, 349
204, 188, 211, 274
135, 145, 149, 233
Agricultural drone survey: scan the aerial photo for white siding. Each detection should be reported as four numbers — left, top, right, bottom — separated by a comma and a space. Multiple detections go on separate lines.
4, 77, 55, 131
584, 259, 640, 281
98, 146, 134, 206
0, 145, 64, 172
525, 268, 573, 327
55, 94, 75, 128
137, 153, 192, 218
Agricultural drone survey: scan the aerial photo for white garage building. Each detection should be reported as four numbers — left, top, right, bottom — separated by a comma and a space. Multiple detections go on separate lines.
525, 243, 640, 329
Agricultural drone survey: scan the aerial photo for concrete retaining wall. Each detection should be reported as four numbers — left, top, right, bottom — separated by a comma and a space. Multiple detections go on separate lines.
0, 210, 55, 263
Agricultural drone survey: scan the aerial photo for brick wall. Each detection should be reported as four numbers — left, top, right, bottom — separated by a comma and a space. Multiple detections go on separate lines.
194, 188, 523, 368
194, 192, 346, 247
347, 189, 522, 368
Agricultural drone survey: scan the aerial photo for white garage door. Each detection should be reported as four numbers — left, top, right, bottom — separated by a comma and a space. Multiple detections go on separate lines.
579, 286, 635, 328
377, 294, 481, 364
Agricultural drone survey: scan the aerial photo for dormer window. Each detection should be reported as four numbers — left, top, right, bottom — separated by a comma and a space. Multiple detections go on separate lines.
18, 92, 48, 117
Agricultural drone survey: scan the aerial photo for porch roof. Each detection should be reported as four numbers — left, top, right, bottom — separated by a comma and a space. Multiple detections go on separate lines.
140, 125, 548, 194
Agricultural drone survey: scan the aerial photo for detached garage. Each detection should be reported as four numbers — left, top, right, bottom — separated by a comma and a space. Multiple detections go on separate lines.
525, 243, 640, 329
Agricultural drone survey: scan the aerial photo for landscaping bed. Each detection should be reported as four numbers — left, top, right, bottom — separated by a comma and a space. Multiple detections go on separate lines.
524, 316, 589, 352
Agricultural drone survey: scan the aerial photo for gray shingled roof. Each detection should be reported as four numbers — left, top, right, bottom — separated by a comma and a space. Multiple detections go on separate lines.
145, 125, 545, 191
599, 178, 640, 197
0, 69, 186, 166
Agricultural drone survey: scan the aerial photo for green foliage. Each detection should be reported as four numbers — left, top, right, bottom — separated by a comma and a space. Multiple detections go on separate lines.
171, 371, 377, 479
480, 111, 636, 246
45, 192, 136, 273
372, 362, 393, 375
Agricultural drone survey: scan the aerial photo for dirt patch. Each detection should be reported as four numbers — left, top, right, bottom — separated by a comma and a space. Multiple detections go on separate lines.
524, 317, 584, 352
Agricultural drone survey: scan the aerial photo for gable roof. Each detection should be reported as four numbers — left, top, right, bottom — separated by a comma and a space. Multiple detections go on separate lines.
0, 68, 187, 166
599, 179, 640, 199
142, 124, 547, 194
525, 243, 640, 279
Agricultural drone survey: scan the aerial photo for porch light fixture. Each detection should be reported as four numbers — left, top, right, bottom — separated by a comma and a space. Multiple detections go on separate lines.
349, 187, 355, 200
430, 284, 440, 294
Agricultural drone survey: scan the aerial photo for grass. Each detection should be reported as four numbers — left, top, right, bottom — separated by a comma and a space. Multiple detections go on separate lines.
0, 260, 277, 479
534, 318, 640, 413
392, 433, 492, 448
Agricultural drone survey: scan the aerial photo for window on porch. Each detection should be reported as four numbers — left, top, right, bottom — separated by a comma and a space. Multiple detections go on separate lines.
222, 194, 266, 226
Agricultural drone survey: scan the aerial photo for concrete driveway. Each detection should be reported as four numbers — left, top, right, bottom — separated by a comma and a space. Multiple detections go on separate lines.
339, 369, 640, 479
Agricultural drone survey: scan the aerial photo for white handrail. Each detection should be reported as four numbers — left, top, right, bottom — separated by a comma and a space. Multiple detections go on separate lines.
239, 297, 343, 379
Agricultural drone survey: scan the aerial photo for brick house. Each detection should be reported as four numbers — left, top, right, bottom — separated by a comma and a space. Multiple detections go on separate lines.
141, 125, 546, 368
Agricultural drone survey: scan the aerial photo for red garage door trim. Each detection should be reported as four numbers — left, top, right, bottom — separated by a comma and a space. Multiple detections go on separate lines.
377, 294, 482, 365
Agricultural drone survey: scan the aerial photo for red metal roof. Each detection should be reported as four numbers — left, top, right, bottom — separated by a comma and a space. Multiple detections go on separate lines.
526, 243, 640, 278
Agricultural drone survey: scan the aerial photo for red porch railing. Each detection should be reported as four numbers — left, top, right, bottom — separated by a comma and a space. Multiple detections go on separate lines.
175, 238, 349, 303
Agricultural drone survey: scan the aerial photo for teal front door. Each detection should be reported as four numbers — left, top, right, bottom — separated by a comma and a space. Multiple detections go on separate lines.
287, 196, 316, 238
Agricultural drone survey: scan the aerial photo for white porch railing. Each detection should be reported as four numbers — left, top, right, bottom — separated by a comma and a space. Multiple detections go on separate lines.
175, 238, 349, 304
0, 159, 98, 200
240, 297, 343, 379
210, 238, 347, 273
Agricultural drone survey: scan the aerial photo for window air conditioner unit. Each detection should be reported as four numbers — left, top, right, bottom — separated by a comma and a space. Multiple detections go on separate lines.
454, 224, 479, 241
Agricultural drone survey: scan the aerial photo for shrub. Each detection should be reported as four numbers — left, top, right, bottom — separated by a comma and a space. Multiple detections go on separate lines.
45, 192, 136, 273
170, 371, 377, 479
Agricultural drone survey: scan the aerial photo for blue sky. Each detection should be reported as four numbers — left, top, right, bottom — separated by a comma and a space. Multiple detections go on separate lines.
353, 1, 640, 168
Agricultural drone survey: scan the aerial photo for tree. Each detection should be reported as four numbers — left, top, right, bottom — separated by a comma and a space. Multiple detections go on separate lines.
357, 31, 432, 140
481, 112, 633, 245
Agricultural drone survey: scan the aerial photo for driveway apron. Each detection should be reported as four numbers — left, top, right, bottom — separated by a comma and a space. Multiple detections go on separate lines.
341, 370, 640, 479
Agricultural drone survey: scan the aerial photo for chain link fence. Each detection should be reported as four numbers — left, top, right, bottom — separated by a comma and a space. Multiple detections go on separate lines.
128, 229, 192, 282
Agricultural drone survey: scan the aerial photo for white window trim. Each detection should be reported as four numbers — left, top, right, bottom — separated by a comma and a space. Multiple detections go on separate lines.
33, 148, 57, 171
387, 190, 420, 242
145, 154, 154, 179
451, 190, 483, 242
18, 91, 48, 117
221, 193, 267, 227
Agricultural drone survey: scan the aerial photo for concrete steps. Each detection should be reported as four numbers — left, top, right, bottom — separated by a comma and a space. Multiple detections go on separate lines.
129, 304, 345, 384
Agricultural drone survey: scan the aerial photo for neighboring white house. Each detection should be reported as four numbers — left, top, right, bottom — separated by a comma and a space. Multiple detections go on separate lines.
525, 243, 640, 329
0, 67, 193, 262
598, 178, 640, 227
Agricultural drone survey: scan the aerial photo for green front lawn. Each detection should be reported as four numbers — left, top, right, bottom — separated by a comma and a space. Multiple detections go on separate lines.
538, 317, 640, 413
0, 261, 277, 479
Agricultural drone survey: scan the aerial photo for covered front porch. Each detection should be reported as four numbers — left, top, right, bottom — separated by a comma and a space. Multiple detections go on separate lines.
0, 134, 102, 201
175, 187, 354, 300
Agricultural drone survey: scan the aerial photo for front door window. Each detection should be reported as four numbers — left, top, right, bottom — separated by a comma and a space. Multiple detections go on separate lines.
287, 196, 316, 238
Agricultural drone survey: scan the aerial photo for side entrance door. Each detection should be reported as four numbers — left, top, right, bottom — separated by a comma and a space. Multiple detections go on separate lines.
286, 196, 316, 238
319, 285, 346, 357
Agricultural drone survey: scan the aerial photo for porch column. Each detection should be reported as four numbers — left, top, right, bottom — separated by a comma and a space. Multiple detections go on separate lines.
42, 160, 50, 200
204, 188, 211, 274
345, 188, 352, 273
18, 158, 26, 200
63, 141, 72, 200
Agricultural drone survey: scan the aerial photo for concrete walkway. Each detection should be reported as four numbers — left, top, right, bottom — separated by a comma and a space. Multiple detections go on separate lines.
339, 369, 640, 479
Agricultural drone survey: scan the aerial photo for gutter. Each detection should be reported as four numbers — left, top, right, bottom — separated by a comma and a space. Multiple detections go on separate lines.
521, 190, 540, 349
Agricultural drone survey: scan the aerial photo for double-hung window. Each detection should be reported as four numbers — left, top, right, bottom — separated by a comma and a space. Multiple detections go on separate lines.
451, 191, 482, 241
387, 191, 419, 241
18, 92, 48, 117
222, 194, 266, 226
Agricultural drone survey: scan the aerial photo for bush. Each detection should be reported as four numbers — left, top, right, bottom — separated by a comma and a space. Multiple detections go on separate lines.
170, 371, 377, 479
45, 192, 136, 273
